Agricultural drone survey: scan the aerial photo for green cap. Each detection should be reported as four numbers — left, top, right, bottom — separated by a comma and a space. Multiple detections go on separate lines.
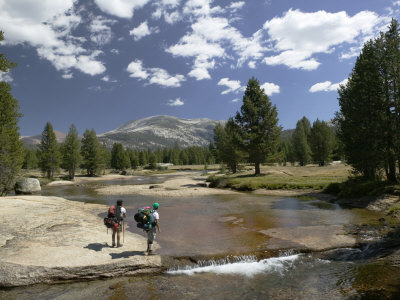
153, 203, 159, 209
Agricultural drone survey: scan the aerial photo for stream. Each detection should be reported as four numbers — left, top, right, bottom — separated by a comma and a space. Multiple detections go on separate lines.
1, 173, 400, 299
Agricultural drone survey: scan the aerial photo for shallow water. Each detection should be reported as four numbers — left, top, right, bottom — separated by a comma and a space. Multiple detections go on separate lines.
2, 174, 400, 299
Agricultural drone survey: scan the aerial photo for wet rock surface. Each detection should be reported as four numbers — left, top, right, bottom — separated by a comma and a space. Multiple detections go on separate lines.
0, 196, 162, 287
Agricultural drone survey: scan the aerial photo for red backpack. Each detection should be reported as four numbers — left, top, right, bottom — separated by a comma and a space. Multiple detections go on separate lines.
104, 205, 121, 228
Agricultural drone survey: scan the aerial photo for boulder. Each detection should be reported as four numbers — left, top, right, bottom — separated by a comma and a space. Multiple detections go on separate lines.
14, 178, 41, 195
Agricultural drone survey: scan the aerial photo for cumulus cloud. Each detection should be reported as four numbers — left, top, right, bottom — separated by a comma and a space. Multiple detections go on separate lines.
309, 79, 348, 93
101, 75, 117, 82
167, 98, 184, 106
94, 0, 150, 19
126, 59, 185, 87
263, 9, 387, 70
129, 21, 159, 41
260, 82, 280, 95
0, 71, 13, 82
166, 14, 267, 79
217, 78, 243, 94
0, 0, 107, 77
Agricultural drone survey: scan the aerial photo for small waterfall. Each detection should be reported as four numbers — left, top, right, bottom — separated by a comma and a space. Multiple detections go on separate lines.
167, 254, 300, 277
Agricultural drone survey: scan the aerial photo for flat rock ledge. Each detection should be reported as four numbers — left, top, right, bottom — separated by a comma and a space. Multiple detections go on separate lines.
0, 196, 162, 287
259, 225, 357, 251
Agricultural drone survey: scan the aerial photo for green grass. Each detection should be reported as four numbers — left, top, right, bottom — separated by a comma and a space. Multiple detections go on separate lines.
207, 166, 349, 191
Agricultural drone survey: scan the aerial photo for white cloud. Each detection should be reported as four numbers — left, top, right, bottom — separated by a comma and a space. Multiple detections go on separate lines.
90, 16, 115, 45
129, 21, 159, 41
126, 60, 185, 87
167, 98, 184, 106
248, 61, 256, 69
110, 49, 119, 54
166, 15, 267, 79
62, 73, 73, 79
309, 79, 348, 93
229, 2, 245, 12
217, 78, 243, 94
263, 9, 387, 70
260, 82, 280, 96
152, 0, 182, 24
0, 71, 13, 82
231, 98, 240, 103
0, 0, 106, 77
126, 60, 149, 79
94, 0, 150, 19
101, 75, 117, 82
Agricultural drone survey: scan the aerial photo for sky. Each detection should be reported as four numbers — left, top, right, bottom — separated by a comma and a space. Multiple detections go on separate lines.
1, 0, 400, 136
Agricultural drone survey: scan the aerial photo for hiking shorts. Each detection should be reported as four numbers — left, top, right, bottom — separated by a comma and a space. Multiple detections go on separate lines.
112, 223, 122, 233
146, 227, 157, 243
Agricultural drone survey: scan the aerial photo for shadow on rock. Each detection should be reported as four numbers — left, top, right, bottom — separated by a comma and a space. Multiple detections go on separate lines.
110, 251, 145, 259
84, 243, 109, 251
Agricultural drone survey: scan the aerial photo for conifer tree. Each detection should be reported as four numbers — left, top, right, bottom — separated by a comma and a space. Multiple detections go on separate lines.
111, 143, 130, 171
291, 117, 312, 166
61, 124, 81, 179
337, 38, 388, 179
22, 148, 38, 169
310, 119, 334, 166
39, 122, 61, 178
80, 129, 102, 176
234, 77, 281, 175
214, 120, 243, 173
0, 31, 23, 195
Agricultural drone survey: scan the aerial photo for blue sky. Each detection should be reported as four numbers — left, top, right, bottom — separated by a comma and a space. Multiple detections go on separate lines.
1, 0, 399, 136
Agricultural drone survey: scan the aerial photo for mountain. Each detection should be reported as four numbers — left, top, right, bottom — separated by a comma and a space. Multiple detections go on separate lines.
98, 115, 225, 149
21, 130, 66, 147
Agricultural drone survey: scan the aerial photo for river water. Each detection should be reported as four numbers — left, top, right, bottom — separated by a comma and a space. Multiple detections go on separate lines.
2, 174, 400, 299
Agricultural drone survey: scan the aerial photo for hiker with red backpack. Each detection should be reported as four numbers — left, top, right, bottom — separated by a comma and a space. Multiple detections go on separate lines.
104, 199, 126, 247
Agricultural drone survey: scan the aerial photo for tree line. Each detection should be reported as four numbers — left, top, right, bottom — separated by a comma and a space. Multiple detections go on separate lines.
22, 122, 216, 179
213, 79, 340, 174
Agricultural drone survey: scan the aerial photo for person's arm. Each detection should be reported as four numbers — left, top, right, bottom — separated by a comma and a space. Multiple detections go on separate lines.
155, 219, 161, 233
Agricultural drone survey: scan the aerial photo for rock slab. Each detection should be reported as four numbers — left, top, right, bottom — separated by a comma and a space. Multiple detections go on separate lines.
0, 196, 162, 287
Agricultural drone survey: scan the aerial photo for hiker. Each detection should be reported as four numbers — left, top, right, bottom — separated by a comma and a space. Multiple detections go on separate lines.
112, 199, 126, 247
146, 202, 161, 255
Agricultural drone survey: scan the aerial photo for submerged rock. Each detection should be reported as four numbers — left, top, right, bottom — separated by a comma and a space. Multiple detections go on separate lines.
14, 178, 41, 195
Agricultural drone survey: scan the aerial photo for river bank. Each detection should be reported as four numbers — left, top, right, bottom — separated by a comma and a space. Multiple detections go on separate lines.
2, 170, 400, 289
0, 195, 161, 287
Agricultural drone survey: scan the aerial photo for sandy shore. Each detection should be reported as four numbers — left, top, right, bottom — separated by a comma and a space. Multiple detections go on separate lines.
95, 172, 240, 197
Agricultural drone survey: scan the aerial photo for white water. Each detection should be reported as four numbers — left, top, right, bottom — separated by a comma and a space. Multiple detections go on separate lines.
167, 254, 300, 277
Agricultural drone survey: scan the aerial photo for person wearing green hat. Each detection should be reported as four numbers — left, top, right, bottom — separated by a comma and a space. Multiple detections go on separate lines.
146, 202, 160, 255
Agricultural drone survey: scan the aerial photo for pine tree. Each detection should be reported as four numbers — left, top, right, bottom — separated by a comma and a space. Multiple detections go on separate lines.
0, 31, 23, 195
336, 40, 386, 180
0, 83, 24, 195
80, 129, 102, 176
214, 120, 243, 173
234, 77, 281, 175
22, 148, 38, 169
291, 117, 312, 166
111, 143, 130, 171
310, 119, 334, 166
38, 122, 61, 179
61, 124, 81, 179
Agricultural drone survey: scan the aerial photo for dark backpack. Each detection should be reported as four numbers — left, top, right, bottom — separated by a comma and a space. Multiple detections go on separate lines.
134, 207, 154, 230
104, 205, 120, 229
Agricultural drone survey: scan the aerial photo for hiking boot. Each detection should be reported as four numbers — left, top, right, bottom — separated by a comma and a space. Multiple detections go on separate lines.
117, 243, 123, 248
148, 250, 153, 255
111, 242, 116, 247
